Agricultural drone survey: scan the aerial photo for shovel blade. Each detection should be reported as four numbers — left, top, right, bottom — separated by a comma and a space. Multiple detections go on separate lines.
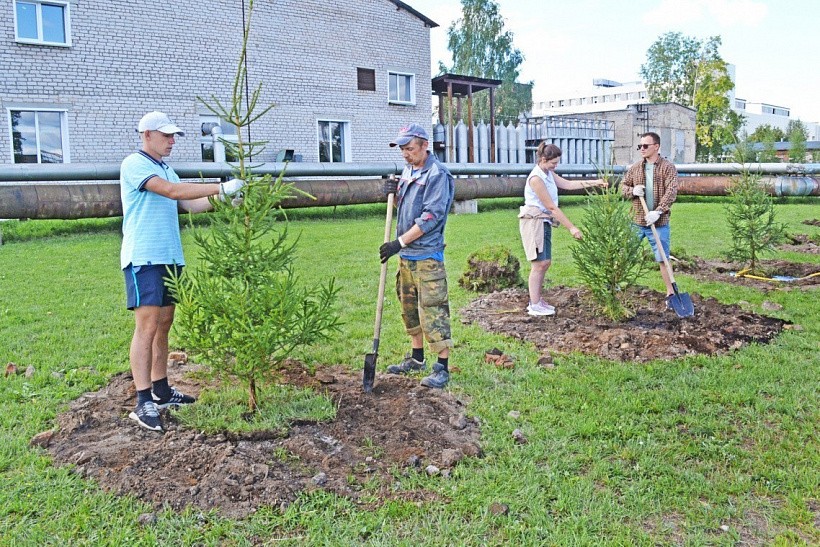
670, 291, 695, 318
363, 352, 377, 393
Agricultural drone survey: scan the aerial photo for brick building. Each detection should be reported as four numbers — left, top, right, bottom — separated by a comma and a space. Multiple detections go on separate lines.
1, 0, 437, 164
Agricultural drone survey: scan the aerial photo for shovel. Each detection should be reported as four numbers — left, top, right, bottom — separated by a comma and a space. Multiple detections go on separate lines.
363, 191, 396, 392
638, 195, 695, 318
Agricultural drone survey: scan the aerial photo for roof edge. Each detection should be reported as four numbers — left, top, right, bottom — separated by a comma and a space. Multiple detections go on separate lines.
386, 0, 439, 28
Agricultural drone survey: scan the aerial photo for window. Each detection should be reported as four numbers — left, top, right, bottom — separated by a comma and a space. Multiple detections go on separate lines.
9, 108, 68, 163
318, 120, 349, 163
200, 115, 238, 162
357, 68, 376, 91
388, 72, 415, 105
14, 0, 70, 46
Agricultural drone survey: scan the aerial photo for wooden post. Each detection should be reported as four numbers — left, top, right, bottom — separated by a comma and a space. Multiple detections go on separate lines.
467, 84, 474, 163
489, 89, 497, 163
447, 82, 454, 163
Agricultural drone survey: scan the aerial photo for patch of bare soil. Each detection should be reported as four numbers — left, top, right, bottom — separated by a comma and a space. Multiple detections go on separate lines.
460, 286, 786, 362
675, 258, 820, 289
781, 234, 820, 255
38, 362, 481, 519
803, 219, 820, 227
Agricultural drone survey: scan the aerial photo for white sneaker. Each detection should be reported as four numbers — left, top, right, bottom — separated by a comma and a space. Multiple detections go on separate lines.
538, 299, 556, 312
527, 301, 555, 316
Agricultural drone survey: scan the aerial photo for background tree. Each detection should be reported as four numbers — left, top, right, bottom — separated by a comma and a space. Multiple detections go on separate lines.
440, 0, 532, 123
640, 32, 743, 160
786, 119, 808, 163
747, 124, 786, 143
747, 124, 785, 162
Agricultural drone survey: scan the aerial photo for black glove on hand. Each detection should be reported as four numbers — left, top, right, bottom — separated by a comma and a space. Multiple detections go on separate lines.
379, 239, 402, 263
382, 177, 398, 196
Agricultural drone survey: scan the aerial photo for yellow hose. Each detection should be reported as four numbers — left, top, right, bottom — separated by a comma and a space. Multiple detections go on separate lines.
735, 268, 820, 282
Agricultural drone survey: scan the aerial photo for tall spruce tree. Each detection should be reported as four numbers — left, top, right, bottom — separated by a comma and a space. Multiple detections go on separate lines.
168, 0, 340, 412
440, 0, 532, 123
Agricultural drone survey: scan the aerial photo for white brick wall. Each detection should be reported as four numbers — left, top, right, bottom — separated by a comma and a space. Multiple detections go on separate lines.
0, 0, 434, 163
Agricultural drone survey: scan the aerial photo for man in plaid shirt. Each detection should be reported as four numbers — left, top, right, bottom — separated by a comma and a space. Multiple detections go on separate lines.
621, 131, 679, 309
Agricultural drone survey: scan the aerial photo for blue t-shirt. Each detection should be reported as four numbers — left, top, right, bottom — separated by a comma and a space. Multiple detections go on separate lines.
120, 150, 185, 269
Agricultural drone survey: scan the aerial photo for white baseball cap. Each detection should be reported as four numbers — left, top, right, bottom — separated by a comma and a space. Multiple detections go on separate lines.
137, 111, 185, 136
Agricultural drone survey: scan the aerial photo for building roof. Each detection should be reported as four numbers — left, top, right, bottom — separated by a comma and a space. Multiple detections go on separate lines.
387, 1, 439, 28
431, 74, 503, 97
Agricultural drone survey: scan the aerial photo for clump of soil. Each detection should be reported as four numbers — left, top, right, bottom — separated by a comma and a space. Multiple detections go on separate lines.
674, 258, 820, 288
781, 234, 820, 255
802, 219, 820, 227
460, 286, 786, 362
40, 362, 481, 519
459, 245, 523, 292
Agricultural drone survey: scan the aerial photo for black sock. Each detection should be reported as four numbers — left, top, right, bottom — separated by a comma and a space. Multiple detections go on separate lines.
136, 387, 153, 405
437, 357, 449, 372
152, 377, 171, 400
412, 348, 425, 363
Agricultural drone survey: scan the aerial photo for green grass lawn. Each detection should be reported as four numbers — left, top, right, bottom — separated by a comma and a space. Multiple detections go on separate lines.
0, 197, 818, 545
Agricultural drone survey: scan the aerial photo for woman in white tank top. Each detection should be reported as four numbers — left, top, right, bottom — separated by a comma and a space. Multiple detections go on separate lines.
519, 142, 606, 316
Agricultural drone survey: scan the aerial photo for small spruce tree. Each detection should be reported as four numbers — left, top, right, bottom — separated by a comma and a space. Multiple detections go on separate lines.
571, 178, 649, 321
168, 0, 340, 412
724, 168, 785, 274
571, 177, 650, 321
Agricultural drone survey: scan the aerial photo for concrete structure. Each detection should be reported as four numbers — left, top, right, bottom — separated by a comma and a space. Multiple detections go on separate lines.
536, 103, 696, 165
2, 0, 437, 165
531, 80, 695, 164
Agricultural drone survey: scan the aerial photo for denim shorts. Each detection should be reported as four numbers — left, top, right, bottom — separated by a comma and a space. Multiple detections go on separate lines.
535, 223, 553, 262
634, 224, 670, 262
124, 263, 183, 310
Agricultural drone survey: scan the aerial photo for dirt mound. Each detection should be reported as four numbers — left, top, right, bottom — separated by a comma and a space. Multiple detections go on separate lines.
781, 234, 820, 255
460, 286, 786, 362
40, 363, 481, 519
675, 258, 820, 288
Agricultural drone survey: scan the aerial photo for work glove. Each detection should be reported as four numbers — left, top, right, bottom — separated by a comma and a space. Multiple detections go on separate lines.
645, 210, 661, 225
219, 178, 245, 201
383, 176, 398, 196
632, 185, 645, 197
379, 239, 403, 263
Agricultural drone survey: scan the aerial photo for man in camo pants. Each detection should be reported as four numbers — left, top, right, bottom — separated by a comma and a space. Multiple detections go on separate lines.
379, 123, 455, 389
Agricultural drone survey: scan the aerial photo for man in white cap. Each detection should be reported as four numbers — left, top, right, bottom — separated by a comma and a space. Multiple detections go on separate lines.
380, 123, 455, 389
121, 111, 244, 431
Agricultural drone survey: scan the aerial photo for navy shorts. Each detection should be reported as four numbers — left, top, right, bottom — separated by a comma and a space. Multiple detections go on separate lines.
534, 223, 553, 262
124, 264, 183, 310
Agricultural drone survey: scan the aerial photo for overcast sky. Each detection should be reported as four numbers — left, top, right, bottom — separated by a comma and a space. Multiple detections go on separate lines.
407, 0, 820, 123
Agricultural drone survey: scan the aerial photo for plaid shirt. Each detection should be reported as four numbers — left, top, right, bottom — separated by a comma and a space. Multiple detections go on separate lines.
621, 156, 678, 227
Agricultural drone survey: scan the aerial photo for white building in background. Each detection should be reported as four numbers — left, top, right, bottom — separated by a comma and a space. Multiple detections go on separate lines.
532, 79, 649, 116
533, 65, 820, 142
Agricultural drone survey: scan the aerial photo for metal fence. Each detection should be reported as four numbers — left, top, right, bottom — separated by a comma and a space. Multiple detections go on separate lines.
433, 116, 615, 165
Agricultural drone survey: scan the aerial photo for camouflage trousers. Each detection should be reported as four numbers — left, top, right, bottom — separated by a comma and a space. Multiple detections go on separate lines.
396, 258, 453, 354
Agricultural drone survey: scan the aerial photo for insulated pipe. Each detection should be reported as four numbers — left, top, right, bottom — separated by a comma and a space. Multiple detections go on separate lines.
2, 175, 817, 220
3, 161, 820, 182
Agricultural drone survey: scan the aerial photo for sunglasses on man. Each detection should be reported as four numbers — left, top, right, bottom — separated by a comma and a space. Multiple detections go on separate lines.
636, 143, 658, 150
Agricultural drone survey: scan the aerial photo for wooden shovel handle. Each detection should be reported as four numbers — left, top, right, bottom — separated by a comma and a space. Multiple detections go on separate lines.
372, 192, 395, 344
